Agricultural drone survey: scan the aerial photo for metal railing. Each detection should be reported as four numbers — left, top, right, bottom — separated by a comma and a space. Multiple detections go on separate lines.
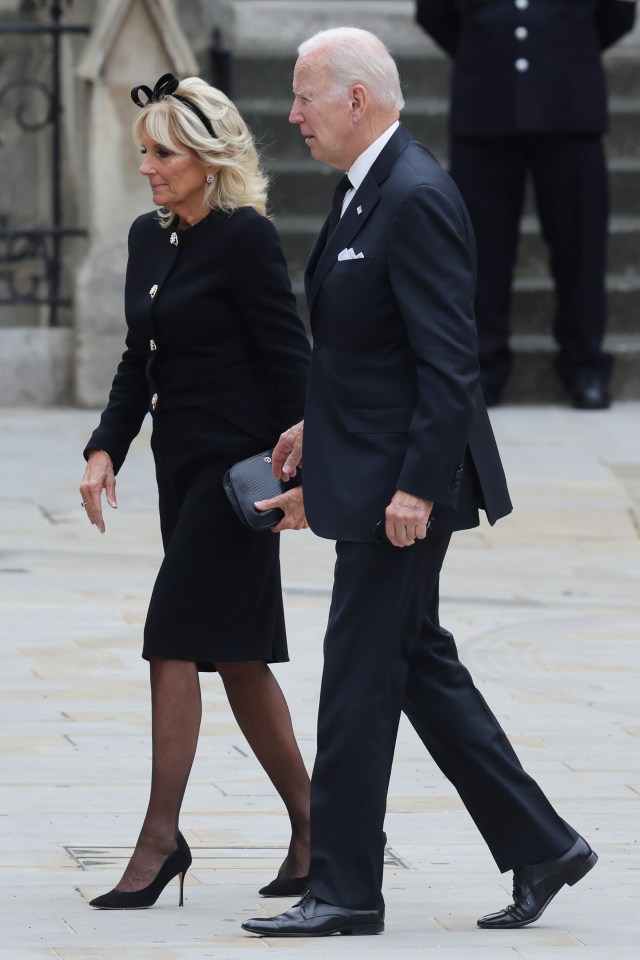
0, 1, 89, 326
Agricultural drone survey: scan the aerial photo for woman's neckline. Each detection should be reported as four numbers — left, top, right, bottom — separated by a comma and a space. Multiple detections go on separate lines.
177, 209, 214, 232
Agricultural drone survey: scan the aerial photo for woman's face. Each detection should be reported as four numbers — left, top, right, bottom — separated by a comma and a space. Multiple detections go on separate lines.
138, 131, 208, 214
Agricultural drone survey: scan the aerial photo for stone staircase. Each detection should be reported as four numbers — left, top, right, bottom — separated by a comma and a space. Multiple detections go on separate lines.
234, 52, 640, 402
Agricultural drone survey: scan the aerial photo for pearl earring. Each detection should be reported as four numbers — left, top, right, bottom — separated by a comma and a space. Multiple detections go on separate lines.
206, 173, 215, 184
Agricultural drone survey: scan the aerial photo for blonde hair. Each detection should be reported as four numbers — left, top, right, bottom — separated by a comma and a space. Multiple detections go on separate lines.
298, 28, 404, 112
132, 77, 268, 225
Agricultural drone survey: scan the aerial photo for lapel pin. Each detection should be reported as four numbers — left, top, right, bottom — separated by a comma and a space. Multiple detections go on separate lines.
170, 232, 179, 246
149, 284, 158, 299
357, 205, 363, 215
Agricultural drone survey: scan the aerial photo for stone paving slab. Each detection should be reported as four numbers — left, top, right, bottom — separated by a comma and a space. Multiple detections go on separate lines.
1, 404, 639, 958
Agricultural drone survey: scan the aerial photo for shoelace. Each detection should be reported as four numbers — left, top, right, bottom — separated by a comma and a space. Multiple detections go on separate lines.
512, 871, 523, 900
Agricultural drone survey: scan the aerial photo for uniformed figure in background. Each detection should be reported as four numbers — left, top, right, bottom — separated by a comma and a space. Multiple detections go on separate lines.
416, 0, 636, 409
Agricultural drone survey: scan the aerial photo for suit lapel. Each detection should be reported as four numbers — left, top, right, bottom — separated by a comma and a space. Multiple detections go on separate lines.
305, 124, 413, 312
304, 217, 330, 303
307, 179, 380, 310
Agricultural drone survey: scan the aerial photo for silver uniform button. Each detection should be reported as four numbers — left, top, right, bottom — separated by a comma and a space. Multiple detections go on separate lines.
515, 26, 528, 40
149, 284, 158, 299
150, 339, 157, 351
151, 393, 158, 411
515, 0, 529, 9
515, 58, 530, 72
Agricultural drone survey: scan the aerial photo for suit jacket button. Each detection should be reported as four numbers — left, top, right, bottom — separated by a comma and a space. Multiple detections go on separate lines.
151, 393, 158, 411
515, 58, 529, 72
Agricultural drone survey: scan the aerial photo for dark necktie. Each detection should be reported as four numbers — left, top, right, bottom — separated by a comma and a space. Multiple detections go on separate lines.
327, 173, 352, 235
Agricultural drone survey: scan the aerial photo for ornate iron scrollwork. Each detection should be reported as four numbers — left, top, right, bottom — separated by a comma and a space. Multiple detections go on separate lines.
0, 79, 55, 133
0, 231, 50, 304
0, 229, 82, 306
0, 1, 90, 324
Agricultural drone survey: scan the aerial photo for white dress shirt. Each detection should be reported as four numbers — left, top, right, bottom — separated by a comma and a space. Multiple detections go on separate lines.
341, 120, 400, 217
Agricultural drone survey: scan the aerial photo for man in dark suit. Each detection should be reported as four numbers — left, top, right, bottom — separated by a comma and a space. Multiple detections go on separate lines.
243, 27, 596, 938
416, 0, 636, 409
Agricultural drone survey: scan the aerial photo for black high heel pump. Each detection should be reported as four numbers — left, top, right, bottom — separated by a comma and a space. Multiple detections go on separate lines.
89, 831, 192, 909
258, 874, 309, 897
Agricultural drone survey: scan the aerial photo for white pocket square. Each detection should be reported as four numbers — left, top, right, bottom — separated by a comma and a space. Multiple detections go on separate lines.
337, 247, 365, 261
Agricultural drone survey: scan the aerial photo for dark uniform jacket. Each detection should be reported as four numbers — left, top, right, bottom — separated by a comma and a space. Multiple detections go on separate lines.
301, 124, 512, 541
416, 0, 636, 137
86, 207, 310, 472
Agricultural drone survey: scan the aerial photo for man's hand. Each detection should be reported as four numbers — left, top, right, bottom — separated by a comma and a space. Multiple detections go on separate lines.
79, 450, 117, 534
271, 420, 304, 479
384, 489, 433, 548
255, 486, 308, 532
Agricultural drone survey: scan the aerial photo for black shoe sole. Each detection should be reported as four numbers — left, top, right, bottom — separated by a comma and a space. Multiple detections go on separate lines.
477, 850, 598, 930
340, 922, 384, 936
243, 921, 384, 937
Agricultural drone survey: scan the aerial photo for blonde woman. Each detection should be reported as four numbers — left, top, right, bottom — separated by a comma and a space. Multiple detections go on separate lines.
80, 74, 311, 909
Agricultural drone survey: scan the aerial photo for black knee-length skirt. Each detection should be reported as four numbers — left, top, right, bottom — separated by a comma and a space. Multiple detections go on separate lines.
142, 409, 288, 671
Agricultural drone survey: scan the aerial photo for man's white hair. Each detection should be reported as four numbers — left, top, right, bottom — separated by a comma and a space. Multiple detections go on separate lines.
298, 27, 404, 112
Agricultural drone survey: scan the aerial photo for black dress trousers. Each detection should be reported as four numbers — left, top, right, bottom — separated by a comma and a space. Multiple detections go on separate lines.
450, 133, 611, 394
307, 533, 576, 911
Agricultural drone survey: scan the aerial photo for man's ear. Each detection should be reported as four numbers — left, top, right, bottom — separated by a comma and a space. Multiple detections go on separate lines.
350, 84, 367, 120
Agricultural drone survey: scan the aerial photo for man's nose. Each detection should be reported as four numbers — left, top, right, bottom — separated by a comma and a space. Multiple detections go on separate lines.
289, 100, 302, 124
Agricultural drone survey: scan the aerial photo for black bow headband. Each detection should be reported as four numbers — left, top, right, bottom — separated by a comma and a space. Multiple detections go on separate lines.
131, 73, 216, 138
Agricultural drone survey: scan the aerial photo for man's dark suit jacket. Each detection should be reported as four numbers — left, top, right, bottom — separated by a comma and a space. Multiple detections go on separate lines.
301, 123, 512, 542
416, 0, 636, 137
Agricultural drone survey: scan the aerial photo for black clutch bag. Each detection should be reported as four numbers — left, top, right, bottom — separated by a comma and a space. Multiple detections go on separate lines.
223, 450, 301, 531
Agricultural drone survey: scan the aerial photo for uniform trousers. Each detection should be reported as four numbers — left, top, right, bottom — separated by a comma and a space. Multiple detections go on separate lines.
450, 134, 611, 396
307, 532, 576, 911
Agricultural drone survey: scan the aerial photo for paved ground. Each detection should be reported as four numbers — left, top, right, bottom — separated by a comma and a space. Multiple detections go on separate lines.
1, 403, 639, 960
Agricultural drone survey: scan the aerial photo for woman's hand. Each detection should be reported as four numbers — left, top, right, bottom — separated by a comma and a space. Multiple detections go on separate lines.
255, 486, 308, 532
271, 420, 304, 479
79, 450, 117, 534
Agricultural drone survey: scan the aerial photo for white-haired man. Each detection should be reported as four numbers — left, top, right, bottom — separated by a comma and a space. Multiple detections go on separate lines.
243, 28, 596, 938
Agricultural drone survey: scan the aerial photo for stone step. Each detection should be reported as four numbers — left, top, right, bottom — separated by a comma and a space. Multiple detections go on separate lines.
509, 276, 640, 335
231, 43, 640, 401
231, 55, 454, 101
275, 214, 640, 291
266, 159, 640, 217
512, 216, 640, 282
282, 289, 640, 399
245, 97, 640, 163
286, 275, 639, 338
247, 99, 446, 164
233, 52, 640, 102
502, 334, 640, 403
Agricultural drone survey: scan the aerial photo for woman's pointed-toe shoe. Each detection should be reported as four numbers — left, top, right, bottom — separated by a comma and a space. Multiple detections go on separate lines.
258, 874, 310, 897
89, 831, 192, 909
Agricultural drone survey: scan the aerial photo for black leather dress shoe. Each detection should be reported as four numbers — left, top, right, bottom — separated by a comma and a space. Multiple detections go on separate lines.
570, 378, 610, 410
477, 835, 598, 929
242, 891, 384, 937
258, 874, 309, 897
